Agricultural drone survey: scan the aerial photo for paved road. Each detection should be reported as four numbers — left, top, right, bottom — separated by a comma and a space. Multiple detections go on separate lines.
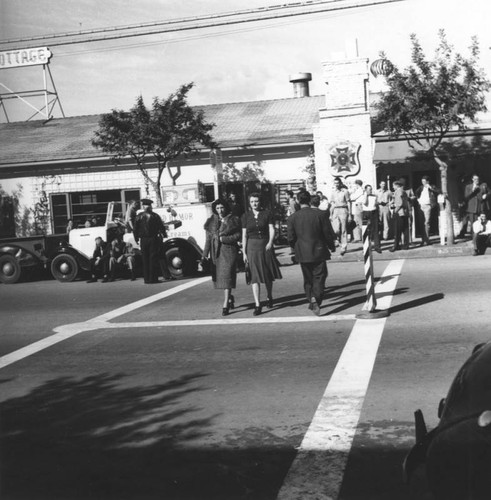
1, 255, 490, 499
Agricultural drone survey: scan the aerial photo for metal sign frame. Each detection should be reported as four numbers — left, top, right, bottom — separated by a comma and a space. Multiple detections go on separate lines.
0, 50, 65, 122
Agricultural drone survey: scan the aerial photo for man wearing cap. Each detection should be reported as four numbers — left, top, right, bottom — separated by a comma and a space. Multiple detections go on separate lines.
133, 199, 167, 284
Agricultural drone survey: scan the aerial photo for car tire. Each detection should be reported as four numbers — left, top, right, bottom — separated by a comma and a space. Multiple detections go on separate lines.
51, 254, 79, 282
164, 244, 198, 279
0, 254, 22, 284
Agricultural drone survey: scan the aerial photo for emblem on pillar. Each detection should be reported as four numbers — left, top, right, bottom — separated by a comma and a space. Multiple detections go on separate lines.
327, 141, 361, 178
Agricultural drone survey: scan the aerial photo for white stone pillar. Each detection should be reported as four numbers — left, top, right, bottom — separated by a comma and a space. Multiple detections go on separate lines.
314, 57, 376, 195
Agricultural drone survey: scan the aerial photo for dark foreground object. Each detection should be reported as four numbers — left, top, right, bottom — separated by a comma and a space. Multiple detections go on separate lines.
403, 341, 491, 500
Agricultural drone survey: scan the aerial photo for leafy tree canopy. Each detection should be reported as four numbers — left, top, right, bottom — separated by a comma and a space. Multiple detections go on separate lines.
376, 30, 490, 153
92, 83, 216, 206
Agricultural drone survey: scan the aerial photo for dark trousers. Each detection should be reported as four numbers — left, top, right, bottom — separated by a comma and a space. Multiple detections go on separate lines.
140, 236, 159, 283
90, 255, 109, 277
473, 233, 491, 254
393, 214, 409, 250
459, 212, 478, 237
300, 261, 328, 306
363, 210, 381, 249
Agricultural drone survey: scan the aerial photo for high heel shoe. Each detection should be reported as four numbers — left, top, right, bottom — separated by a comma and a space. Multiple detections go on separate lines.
253, 305, 262, 316
267, 297, 273, 309
222, 306, 230, 316
228, 295, 235, 309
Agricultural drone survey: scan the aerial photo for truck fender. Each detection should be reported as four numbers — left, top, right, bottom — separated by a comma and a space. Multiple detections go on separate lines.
55, 245, 91, 272
0, 244, 44, 266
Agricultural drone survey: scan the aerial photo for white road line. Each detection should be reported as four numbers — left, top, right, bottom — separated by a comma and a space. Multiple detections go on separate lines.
102, 315, 356, 328
276, 259, 404, 500
0, 277, 210, 370
93, 276, 211, 321
0, 274, 355, 370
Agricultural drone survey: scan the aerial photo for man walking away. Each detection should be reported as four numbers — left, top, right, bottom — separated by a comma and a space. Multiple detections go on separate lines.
133, 199, 168, 284
287, 191, 336, 316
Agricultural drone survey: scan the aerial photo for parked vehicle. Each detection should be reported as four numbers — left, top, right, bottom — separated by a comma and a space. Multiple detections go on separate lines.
0, 201, 211, 284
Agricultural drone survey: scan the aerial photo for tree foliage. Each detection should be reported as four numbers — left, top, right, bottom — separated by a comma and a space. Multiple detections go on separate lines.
375, 30, 490, 244
92, 83, 216, 206
222, 161, 267, 182
303, 148, 316, 192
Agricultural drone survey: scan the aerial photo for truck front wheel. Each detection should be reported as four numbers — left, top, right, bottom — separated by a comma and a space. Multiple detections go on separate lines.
51, 254, 79, 282
164, 244, 198, 279
0, 254, 22, 284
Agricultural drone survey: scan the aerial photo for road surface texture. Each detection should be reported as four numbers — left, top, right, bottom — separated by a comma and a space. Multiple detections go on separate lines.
1, 252, 490, 500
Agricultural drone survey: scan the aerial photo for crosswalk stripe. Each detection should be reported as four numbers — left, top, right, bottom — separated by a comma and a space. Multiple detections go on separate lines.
276, 259, 404, 500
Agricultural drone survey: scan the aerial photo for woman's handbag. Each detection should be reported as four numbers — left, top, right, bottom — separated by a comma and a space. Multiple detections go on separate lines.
244, 262, 251, 285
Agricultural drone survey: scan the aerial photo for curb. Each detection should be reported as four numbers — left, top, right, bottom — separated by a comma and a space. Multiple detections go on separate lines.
276, 240, 475, 266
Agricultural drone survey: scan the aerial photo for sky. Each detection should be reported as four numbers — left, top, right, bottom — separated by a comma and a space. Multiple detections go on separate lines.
2, 0, 491, 122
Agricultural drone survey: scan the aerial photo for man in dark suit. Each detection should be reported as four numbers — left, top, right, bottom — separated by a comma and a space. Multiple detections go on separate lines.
87, 236, 110, 283
287, 190, 336, 315
390, 180, 410, 251
133, 198, 168, 284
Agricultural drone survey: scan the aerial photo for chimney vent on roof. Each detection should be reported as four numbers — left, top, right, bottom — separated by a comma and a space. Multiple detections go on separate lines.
289, 72, 312, 97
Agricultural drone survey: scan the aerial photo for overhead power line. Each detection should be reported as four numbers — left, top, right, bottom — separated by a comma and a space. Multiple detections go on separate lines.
0, 0, 405, 49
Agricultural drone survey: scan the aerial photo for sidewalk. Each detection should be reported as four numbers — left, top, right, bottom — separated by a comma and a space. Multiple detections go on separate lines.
275, 235, 475, 266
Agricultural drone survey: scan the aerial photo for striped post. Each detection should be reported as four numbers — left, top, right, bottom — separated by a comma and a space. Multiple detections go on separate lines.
361, 220, 377, 312
356, 217, 390, 319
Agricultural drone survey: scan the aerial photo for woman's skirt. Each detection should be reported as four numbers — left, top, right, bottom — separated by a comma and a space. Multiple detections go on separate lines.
213, 244, 238, 289
246, 238, 282, 285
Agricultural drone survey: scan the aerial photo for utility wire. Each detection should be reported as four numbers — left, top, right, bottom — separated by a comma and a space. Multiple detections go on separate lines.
53, 4, 371, 58
0, 0, 405, 49
1, 0, 359, 44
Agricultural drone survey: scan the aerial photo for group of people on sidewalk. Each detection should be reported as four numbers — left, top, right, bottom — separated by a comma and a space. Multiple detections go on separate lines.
202, 190, 337, 317
309, 176, 444, 254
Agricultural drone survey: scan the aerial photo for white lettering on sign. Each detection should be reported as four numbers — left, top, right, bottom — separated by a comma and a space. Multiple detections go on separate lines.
0, 47, 52, 69
168, 231, 192, 239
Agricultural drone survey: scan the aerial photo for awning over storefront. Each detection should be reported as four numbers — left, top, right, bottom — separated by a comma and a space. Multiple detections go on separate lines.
373, 139, 427, 165
373, 129, 491, 165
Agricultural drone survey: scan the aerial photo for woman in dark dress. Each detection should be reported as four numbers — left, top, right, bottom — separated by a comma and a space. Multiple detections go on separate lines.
202, 199, 242, 316
241, 192, 282, 316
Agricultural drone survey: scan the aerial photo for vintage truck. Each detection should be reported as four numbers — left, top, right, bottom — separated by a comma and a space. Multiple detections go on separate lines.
0, 201, 211, 284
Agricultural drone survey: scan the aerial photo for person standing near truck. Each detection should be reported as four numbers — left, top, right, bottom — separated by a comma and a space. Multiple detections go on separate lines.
125, 200, 139, 233
133, 199, 167, 284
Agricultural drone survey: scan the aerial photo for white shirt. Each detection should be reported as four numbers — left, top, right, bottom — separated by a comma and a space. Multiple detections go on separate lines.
472, 219, 491, 235
362, 194, 378, 211
419, 186, 431, 205
319, 198, 329, 211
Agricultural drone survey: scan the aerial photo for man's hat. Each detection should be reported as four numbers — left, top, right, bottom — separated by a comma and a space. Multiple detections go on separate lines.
141, 198, 153, 205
